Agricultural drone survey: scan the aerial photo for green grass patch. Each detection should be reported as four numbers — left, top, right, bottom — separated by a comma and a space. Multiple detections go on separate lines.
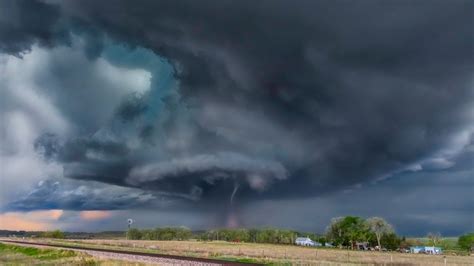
217, 256, 292, 266
0, 243, 76, 260
216, 256, 271, 265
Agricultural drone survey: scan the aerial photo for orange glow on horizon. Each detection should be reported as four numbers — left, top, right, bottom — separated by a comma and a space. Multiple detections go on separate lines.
79, 210, 112, 220
0, 210, 63, 231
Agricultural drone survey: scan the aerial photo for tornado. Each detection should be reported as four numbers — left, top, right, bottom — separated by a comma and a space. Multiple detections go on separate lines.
230, 182, 240, 206
226, 181, 240, 228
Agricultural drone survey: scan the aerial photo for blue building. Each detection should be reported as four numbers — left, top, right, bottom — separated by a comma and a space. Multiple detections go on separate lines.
410, 246, 442, 254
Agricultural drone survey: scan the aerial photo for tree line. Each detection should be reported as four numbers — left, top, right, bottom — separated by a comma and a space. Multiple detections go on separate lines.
126, 227, 303, 244
120, 216, 472, 252
16, 224, 473, 252
198, 228, 305, 244
126, 227, 192, 240
125, 216, 396, 248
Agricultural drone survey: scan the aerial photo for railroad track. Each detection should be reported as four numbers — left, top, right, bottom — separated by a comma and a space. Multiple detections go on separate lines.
1, 239, 263, 266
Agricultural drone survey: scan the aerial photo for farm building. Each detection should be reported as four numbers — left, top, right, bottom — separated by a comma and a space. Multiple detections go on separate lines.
295, 237, 321, 247
410, 246, 442, 254
355, 241, 369, 250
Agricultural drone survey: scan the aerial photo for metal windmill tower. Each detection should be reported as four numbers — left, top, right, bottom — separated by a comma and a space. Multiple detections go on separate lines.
126, 218, 134, 240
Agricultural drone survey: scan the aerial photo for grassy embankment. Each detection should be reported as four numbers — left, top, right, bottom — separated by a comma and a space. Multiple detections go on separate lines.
0, 242, 144, 265
0, 242, 92, 265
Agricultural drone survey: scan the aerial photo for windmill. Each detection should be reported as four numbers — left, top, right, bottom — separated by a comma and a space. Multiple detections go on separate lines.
127, 218, 134, 230
126, 218, 134, 240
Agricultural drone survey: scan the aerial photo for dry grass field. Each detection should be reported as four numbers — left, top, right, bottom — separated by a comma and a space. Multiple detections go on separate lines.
39, 239, 473, 265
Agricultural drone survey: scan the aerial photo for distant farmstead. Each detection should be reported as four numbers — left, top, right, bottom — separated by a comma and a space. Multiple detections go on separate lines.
410, 246, 442, 254
295, 237, 321, 247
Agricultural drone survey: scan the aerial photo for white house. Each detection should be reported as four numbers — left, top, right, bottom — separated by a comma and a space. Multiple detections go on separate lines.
295, 237, 321, 247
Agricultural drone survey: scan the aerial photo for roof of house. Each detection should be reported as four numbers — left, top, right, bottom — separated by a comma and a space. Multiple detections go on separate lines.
295, 237, 312, 241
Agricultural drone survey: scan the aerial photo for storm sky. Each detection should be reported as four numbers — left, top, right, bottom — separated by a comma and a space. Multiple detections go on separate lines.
0, 0, 473, 236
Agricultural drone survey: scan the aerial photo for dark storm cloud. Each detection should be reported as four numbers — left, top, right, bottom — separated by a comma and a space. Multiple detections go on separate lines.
244, 146, 474, 236
0, 0, 67, 56
6, 179, 158, 211
2, 0, 473, 213
61, 0, 474, 197
115, 93, 149, 122
34, 133, 61, 161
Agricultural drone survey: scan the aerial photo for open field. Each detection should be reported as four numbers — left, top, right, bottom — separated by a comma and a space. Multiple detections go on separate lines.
10, 238, 473, 265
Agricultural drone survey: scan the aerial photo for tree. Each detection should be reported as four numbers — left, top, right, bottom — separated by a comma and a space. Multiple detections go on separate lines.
427, 232, 441, 246
126, 228, 142, 240
380, 233, 401, 251
326, 217, 344, 247
318, 236, 327, 246
367, 217, 393, 250
457, 233, 474, 251
326, 216, 370, 249
41, 230, 65, 239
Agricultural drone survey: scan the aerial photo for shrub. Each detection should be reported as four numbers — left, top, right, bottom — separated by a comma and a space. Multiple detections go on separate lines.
40, 230, 65, 239
458, 233, 474, 251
